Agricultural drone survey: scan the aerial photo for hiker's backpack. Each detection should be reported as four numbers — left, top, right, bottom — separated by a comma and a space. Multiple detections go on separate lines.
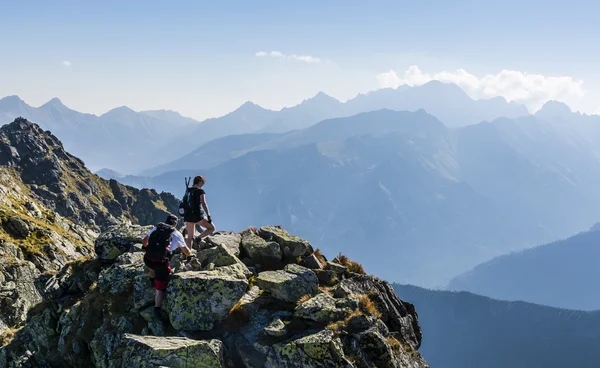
178, 177, 194, 217
145, 222, 175, 260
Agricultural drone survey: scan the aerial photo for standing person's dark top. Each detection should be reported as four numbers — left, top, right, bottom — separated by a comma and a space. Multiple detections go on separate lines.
184, 175, 215, 249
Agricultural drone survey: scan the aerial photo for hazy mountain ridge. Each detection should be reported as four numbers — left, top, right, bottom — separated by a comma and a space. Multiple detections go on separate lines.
0, 96, 201, 173
447, 224, 600, 310
1, 81, 530, 175
393, 284, 600, 368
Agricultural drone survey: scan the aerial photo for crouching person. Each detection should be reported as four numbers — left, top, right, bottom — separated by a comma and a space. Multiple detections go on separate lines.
142, 214, 193, 317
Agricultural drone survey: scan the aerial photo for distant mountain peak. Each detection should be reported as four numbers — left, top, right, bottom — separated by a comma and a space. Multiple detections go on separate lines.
0, 95, 27, 109
535, 100, 573, 119
101, 105, 136, 117
233, 101, 269, 114
41, 97, 68, 110
302, 91, 340, 105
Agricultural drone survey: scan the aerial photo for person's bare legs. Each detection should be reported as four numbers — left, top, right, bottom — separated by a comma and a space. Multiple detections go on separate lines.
198, 218, 215, 238
155, 290, 165, 308
185, 221, 196, 249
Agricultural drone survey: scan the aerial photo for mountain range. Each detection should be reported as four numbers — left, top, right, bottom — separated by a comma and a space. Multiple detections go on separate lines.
393, 284, 600, 368
106, 104, 600, 287
0, 81, 528, 175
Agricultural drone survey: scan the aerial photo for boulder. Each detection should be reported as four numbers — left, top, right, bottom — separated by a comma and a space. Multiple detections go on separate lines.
241, 230, 282, 266
263, 317, 287, 337
120, 334, 225, 368
94, 224, 152, 261
256, 264, 318, 303
259, 226, 313, 258
198, 244, 251, 275
325, 261, 347, 277
24, 201, 43, 218
4, 217, 30, 238
294, 294, 357, 323
300, 253, 323, 270
205, 232, 242, 257
265, 329, 349, 368
164, 268, 249, 331
0, 260, 42, 327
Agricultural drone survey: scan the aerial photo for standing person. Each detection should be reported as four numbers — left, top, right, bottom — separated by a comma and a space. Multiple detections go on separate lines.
142, 214, 193, 316
183, 175, 215, 249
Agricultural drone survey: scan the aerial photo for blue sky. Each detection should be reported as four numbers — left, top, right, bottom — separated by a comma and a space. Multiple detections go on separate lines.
1, 0, 599, 120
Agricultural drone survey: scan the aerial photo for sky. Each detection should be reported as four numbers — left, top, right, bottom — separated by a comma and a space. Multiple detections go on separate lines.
1, 0, 599, 121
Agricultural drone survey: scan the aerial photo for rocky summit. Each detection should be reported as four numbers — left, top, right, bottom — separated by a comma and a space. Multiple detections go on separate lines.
1, 225, 429, 368
0, 117, 429, 367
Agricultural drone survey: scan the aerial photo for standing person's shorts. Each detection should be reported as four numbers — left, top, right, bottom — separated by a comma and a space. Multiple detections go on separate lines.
144, 256, 171, 291
184, 211, 205, 224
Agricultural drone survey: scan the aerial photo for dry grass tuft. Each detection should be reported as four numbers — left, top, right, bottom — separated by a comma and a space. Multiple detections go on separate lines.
357, 294, 382, 319
387, 336, 402, 352
318, 286, 333, 295
0, 327, 22, 348
335, 253, 366, 275
313, 249, 328, 266
296, 294, 313, 306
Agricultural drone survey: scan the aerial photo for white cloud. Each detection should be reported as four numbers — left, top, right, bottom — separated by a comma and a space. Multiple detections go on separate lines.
377, 65, 586, 112
255, 51, 321, 63
62, 60, 72, 67
290, 55, 321, 63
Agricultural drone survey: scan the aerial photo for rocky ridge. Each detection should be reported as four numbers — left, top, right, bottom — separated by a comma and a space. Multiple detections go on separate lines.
0, 118, 180, 342
1, 225, 430, 368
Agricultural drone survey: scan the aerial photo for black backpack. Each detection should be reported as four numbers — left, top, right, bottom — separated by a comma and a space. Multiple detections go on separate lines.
178, 177, 198, 217
145, 222, 175, 261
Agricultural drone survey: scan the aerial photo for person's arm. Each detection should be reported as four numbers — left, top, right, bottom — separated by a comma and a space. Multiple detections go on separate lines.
181, 245, 192, 257
174, 230, 193, 257
200, 194, 211, 222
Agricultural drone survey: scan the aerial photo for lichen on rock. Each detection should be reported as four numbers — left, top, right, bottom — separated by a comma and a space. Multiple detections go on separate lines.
164, 268, 249, 331
120, 334, 225, 368
256, 264, 318, 303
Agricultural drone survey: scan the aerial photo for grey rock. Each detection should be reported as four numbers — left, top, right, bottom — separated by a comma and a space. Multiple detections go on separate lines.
294, 294, 357, 323
325, 261, 347, 277
240, 230, 282, 266
120, 334, 225, 367
263, 317, 287, 337
5, 217, 30, 238
205, 232, 242, 257
256, 265, 318, 303
94, 224, 153, 261
301, 253, 323, 270
258, 226, 313, 258
164, 269, 249, 331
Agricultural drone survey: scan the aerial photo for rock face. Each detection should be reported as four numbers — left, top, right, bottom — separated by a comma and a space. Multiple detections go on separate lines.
1, 223, 429, 368
0, 118, 180, 231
